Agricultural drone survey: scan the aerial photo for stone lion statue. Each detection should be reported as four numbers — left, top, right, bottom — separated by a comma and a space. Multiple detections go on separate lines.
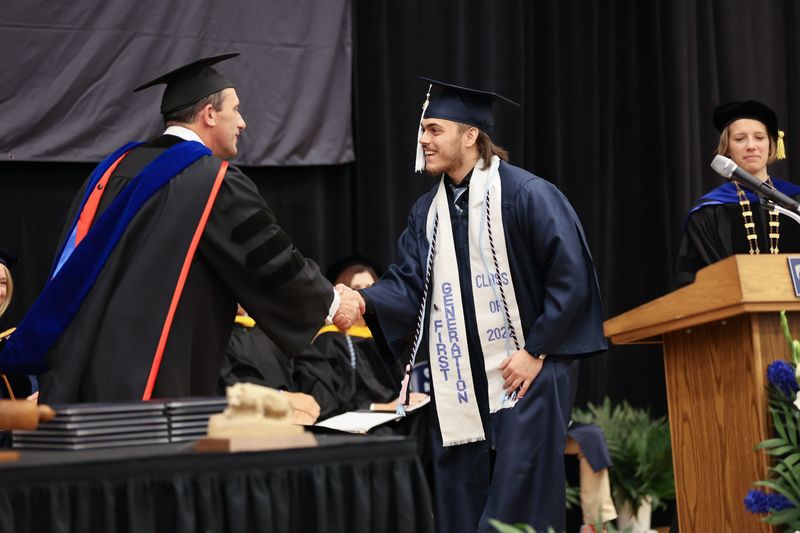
224, 382, 292, 422
207, 383, 303, 438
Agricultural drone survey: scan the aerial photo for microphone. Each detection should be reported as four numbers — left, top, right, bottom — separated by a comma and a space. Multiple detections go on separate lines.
711, 155, 800, 213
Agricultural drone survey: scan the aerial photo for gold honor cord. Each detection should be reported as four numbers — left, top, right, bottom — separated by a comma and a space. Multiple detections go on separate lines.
735, 182, 780, 255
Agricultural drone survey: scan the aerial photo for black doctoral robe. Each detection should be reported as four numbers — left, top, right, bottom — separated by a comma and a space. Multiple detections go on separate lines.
291, 328, 402, 419
219, 322, 295, 393
674, 179, 800, 289
312, 328, 402, 411
19, 135, 332, 403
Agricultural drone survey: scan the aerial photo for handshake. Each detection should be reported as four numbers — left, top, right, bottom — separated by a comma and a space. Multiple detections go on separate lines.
331, 284, 366, 330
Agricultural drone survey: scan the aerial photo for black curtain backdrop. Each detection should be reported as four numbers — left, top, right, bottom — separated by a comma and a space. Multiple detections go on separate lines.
4, 0, 800, 420
351, 0, 800, 417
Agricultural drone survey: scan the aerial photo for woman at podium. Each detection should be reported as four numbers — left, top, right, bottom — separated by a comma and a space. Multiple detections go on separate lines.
674, 100, 800, 288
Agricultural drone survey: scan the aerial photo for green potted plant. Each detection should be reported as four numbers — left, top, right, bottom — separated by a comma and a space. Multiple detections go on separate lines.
743, 311, 800, 530
571, 398, 675, 532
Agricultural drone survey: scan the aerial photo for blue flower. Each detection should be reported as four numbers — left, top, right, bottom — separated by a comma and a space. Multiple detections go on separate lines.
745, 489, 771, 514
767, 360, 799, 399
744, 489, 795, 514
772, 494, 795, 511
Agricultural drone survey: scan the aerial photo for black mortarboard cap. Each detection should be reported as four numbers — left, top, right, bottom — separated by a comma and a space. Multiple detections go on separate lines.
133, 53, 239, 115
420, 77, 519, 137
0, 250, 18, 269
713, 100, 779, 139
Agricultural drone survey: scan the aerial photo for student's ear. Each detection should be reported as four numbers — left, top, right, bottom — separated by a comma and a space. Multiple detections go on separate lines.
463, 126, 479, 147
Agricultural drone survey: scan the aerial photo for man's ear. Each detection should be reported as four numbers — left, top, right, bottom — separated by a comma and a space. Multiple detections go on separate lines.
200, 104, 216, 127
463, 126, 479, 147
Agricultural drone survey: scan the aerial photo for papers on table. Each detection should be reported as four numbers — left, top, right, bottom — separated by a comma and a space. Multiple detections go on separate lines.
314, 395, 430, 434
315, 412, 402, 434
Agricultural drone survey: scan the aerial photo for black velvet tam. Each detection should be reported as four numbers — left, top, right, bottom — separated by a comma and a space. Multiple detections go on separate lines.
713, 99, 779, 139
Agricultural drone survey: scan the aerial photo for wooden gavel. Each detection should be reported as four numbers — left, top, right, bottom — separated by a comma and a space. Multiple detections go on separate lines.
0, 399, 55, 431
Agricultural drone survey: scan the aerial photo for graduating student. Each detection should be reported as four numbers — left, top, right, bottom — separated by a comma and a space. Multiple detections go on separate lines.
0, 53, 362, 403
359, 79, 607, 532
674, 100, 800, 288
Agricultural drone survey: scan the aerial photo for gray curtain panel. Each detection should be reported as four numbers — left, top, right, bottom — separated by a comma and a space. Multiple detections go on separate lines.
0, 0, 353, 166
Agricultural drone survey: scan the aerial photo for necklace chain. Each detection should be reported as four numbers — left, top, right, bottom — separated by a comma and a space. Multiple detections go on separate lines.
734, 181, 779, 254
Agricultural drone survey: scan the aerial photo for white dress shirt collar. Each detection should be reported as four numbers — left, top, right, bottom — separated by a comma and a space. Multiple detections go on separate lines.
163, 125, 205, 146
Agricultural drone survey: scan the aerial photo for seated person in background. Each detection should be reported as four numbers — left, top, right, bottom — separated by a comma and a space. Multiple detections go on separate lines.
220, 304, 321, 425
564, 422, 618, 532
291, 339, 347, 420
674, 100, 800, 288
0, 250, 15, 328
0, 250, 33, 401
294, 257, 427, 418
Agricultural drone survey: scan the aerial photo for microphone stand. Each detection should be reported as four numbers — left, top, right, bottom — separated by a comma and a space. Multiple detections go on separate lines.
762, 199, 800, 228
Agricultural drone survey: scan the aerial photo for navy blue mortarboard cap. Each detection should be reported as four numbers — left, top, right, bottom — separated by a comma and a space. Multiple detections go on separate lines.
420, 77, 519, 137
0, 250, 18, 269
133, 53, 239, 115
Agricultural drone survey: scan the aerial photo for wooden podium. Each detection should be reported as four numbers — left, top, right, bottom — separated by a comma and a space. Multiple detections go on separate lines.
604, 255, 800, 532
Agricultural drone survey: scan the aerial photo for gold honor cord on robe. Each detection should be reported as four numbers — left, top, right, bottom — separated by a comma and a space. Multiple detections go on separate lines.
425, 156, 525, 447
235, 318, 375, 341
315, 324, 373, 339
734, 181, 780, 254
234, 315, 256, 328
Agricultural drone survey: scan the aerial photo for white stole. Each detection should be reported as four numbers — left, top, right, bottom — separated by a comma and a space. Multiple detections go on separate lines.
426, 156, 526, 447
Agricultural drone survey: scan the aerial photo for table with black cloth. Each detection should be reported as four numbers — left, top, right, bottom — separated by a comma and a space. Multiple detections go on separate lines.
0, 434, 434, 533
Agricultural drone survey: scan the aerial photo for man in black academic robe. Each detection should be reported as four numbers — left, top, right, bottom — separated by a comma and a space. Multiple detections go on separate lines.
0, 54, 362, 402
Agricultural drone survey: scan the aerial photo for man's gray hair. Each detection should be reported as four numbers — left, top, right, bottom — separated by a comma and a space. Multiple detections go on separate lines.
164, 90, 225, 125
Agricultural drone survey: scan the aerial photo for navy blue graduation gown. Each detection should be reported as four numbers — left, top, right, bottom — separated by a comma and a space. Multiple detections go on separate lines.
362, 160, 606, 532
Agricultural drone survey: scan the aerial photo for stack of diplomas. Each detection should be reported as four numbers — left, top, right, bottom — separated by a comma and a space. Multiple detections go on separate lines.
164, 397, 227, 442
11, 397, 228, 449
12, 402, 168, 450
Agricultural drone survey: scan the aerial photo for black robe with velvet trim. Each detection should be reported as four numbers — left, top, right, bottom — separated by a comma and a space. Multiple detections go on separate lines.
291, 342, 345, 420
219, 324, 295, 393
39, 136, 333, 403
291, 331, 403, 420
313, 331, 401, 411
674, 200, 800, 289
